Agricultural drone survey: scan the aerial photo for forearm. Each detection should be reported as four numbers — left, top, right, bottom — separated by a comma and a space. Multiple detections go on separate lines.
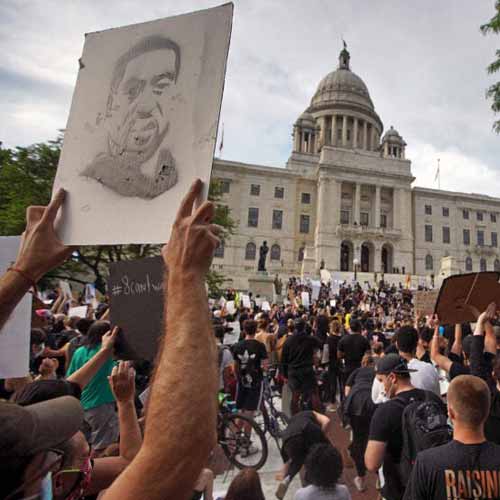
484, 322, 497, 355
451, 324, 462, 356
0, 271, 31, 331
104, 272, 217, 500
117, 400, 142, 462
66, 348, 111, 389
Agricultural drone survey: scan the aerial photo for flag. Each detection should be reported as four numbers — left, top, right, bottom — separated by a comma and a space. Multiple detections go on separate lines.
434, 158, 440, 182
219, 123, 224, 155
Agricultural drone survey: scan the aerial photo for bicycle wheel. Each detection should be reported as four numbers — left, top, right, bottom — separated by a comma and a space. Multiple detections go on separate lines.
220, 413, 268, 470
272, 411, 290, 448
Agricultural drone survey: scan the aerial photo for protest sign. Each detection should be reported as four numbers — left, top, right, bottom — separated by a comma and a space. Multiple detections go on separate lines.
414, 290, 439, 317
53, 4, 233, 244
68, 306, 88, 318
241, 294, 251, 308
109, 256, 165, 360
320, 269, 331, 284
301, 291, 310, 308
435, 272, 500, 325
0, 237, 32, 378
311, 280, 321, 301
226, 300, 236, 315
261, 301, 271, 312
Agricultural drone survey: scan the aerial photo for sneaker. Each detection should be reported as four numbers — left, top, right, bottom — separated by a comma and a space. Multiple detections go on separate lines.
275, 477, 290, 499
354, 476, 366, 492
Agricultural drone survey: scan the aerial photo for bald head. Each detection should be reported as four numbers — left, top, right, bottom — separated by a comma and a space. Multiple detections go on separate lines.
447, 375, 491, 428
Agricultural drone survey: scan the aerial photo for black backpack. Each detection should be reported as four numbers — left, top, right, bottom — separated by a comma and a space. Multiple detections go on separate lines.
399, 391, 452, 483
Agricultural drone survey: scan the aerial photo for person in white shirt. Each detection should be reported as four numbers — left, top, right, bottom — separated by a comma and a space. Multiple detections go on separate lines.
372, 326, 440, 403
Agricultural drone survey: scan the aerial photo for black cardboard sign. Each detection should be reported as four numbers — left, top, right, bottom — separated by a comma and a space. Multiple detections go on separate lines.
435, 272, 500, 325
108, 256, 165, 361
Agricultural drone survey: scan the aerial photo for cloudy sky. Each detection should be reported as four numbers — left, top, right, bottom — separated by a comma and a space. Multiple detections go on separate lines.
1, 1, 498, 195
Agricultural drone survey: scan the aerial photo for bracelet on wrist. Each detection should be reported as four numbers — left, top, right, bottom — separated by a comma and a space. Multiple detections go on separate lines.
7, 267, 37, 289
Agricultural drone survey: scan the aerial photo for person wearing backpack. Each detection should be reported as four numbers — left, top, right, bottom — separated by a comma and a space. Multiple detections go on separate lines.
403, 375, 500, 500
365, 354, 446, 500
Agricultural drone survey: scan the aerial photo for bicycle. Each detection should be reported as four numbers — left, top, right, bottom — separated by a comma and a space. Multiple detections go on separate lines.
257, 368, 290, 449
217, 393, 268, 470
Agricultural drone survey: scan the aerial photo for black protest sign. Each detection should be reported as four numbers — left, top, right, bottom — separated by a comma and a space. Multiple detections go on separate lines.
435, 272, 500, 325
109, 256, 165, 361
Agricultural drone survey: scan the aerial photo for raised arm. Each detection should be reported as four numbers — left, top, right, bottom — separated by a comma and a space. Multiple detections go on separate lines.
429, 315, 452, 373
66, 327, 117, 389
102, 180, 220, 500
0, 189, 72, 330
450, 323, 463, 357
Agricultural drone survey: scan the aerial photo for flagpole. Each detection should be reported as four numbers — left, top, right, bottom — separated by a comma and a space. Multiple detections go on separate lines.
438, 158, 441, 190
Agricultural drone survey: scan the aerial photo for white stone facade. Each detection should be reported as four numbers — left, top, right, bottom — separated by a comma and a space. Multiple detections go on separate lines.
211, 47, 500, 290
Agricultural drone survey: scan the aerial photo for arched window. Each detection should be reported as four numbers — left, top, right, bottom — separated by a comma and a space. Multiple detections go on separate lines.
495, 259, 500, 272
425, 254, 433, 271
214, 241, 224, 258
270, 244, 281, 261
245, 242, 256, 260
298, 247, 305, 262
480, 258, 487, 272
465, 256, 473, 272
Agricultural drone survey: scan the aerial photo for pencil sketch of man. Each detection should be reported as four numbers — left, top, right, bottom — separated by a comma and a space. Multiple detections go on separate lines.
81, 35, 180, 199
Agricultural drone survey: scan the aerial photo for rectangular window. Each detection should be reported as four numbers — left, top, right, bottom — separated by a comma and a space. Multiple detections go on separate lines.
477, 211, 483, 221
301, 192, 311, 204
250, 184, 260, 196
220, 179, 230, 194
274, 186, 284, 199
337, 129, 342, 140
442, 207, 449, 217
492, 213, 497, 223
300, 214, 310, 234
477, 230, 485, 247
492, 232, 498, 247
425, 224, 433, 242
380, 214, 387, 228
247, 207, 259, 227
347, 129, 351, 141
360, 212, 369, 226
272, 209, 283, 230
463, 229, 470, 245
340, 210, 349, 225
425, 205, 432, 215
463, 209, 469, 220
443, 226, 450, 244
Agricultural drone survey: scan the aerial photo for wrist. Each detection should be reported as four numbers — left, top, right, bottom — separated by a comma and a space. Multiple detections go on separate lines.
117, 399, 135, 410
13, 258, 44, 283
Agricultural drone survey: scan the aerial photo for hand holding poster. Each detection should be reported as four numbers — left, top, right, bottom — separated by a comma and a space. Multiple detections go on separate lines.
52, 4, 233, 245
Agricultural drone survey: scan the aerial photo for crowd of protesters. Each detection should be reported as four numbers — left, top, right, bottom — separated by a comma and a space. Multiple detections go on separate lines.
2, 182, 500, 500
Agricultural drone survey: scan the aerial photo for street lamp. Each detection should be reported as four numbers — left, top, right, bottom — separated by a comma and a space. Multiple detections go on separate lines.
353, 258, 360, 283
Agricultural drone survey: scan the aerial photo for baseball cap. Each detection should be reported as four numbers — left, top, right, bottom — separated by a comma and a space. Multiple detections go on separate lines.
12, 380, 82, 407
0, 396, 84, 461
375, 354, 417, 375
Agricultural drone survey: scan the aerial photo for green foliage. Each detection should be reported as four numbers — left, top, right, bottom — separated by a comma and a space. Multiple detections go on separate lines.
0, 137, 236, 296
481, 1, 500, 133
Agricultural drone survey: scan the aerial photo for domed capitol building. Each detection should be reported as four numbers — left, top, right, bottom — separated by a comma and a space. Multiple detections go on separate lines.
212, 46, 500, 290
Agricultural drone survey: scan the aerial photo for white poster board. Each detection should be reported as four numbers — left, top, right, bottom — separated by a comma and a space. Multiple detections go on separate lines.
241, 294, 251, 308
311, 280, 321, 301
68, 306, 88, 318
0, 237, 32, 378
261, 301, 271, 312
320, 269, 331, 284
226, 300, 236, 315
53, 4, 233, 244
301, 291, 310, 308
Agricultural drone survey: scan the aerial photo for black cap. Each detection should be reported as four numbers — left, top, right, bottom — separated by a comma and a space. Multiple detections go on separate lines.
12, 379, 82, 406
0, 396, 84, 460
375, 354, 417, 375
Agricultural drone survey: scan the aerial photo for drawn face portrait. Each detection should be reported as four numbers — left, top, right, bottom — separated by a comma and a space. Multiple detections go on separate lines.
105, 37, 181, 163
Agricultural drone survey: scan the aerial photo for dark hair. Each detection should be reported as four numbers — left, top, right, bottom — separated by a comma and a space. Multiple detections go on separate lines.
349, 319, 362, 333
396, 326, 418, 354
224, 468, 265, 500
304, 443, 343, 489
76, 318, 93, 335
84, 321, 110, 349
30, 328, 46, 346
243, 320, 257, 337
418, 327, 434, 344
213, 323, 225, 342
294, 318, 305, 334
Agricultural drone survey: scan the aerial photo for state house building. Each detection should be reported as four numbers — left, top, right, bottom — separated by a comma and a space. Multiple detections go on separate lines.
211, 46, 500, 290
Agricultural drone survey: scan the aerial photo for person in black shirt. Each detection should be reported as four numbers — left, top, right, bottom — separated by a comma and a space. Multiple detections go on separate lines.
365, 354, 443, 500
404, 375, 500, 500
337, 319, 370, 395
281, 319, 322, 415
326, 319, 342, 407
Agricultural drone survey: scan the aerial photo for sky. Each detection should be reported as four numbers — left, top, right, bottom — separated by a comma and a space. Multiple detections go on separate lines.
0, 0, 499, 195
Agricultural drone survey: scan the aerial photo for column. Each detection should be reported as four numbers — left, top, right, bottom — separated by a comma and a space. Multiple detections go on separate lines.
353, 118, 358, 149
342, 115, 348, 147
384, 142, 388, 157
319, 117, 326, 150
354, 183, 361, 225
374, 246, 382, 272
375, 185, 381, 228
393, 188, 400, 229
371, 128, 377, 151
363, 121, 368, 149
293, 126, 301, 152
330, 115, 336, 146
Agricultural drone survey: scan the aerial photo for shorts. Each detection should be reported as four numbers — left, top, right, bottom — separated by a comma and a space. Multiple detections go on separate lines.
236, 383, 263, 412
84, 402, 119, 451
288, 368, 317, 393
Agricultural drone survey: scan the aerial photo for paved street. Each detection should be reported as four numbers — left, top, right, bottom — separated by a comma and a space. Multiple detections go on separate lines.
214, 409, 377, 499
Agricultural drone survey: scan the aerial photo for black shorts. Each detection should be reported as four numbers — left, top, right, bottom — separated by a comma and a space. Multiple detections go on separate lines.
236, 383, 263, 411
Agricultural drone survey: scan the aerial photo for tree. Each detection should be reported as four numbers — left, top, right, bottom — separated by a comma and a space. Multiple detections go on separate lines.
0, 137, 236, 296
481, 1, 500, 133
